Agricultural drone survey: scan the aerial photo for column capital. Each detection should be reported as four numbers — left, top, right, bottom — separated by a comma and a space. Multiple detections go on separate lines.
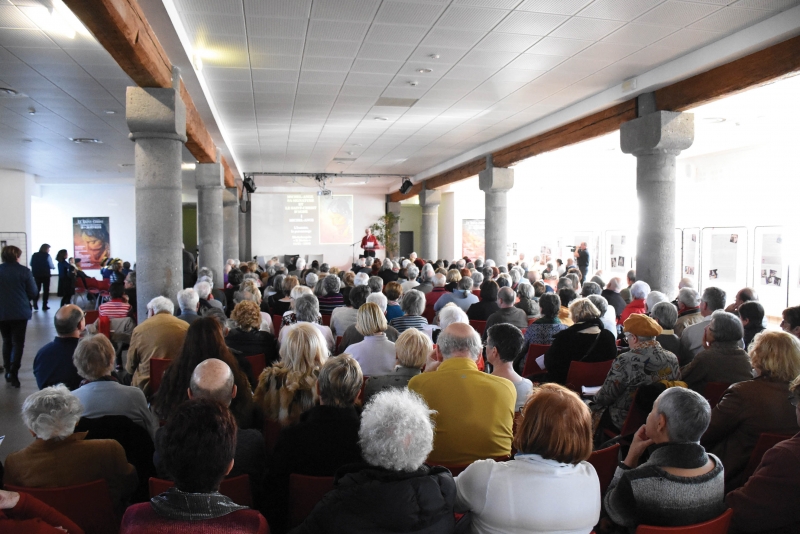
386, 201, 402, 215
126, 87, 187, 142
195, 162, 224, 189
419, 187, 441, 207
479, 166, 514, 193
621, 110, 694, 157
223, 187, 239, 207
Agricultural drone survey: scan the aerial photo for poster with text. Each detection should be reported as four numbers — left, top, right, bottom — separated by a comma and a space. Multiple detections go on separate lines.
462, 219, 485, 260
760, 233, 782, 286
284, 194, 317, 247
319, 195, 353, 244
709, 234, 738, 282
73, 217, 110, 269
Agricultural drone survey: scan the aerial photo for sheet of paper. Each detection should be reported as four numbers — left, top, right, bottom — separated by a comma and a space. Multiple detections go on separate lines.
365, 242, 374, 248
535, 354, 546, 370
582, 386, 601, 396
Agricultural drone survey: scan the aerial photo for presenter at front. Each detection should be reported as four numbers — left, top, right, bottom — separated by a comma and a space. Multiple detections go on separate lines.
361, 228, 381, 258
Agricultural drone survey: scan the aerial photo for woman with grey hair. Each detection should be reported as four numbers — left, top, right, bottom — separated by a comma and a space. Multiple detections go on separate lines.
587, 294, 616, 336
605, 387, 725, 531
279, 293, 335, 352
652, 301, 680, 356
515, 282, 540, 317
4, 385, 138, 510
290, 388, 456, 533
313, 278, 326, 299
433, 276, 478, 314
681, 310, 752, 393
388, 289, 429, 334
71, 334, 158, 438
400, 264, 420, 293
620, 280, 651, 323
318, 274, 344, 315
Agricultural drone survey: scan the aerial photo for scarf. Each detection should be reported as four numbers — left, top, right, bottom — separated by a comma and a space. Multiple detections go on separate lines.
647, 442, 709, 469
151, 487, 247, 521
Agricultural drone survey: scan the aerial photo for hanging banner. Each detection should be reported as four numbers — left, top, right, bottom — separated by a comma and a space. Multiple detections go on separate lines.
462, 219, 485, 260
73, 217, 111, 270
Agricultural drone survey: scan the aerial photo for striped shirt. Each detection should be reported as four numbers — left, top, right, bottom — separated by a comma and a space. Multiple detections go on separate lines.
318, 293, 345, 315
98, 299, 131, 319
388, 314, 428, 333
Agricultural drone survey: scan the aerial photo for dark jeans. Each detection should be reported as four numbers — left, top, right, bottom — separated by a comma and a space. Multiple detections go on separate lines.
34, 275, 50, 306
0, 319, 28, 372
361, 250, 376, 258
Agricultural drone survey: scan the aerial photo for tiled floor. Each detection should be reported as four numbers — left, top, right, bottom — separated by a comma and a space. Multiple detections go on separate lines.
0, 305, 59, 463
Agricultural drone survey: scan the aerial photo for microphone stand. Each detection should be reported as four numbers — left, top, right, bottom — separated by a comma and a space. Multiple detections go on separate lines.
351, 240, 361, 268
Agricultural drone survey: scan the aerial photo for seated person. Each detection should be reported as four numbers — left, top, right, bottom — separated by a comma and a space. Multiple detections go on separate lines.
290, 389, 455, 533
726, 375, 800, 534
267, 355, 364, 533
487, 323, 532, 412
98, 282, 131, 319
121, 399, 268, 531
515, 282, 539, 317
651, 301, 680, 356
383, 281, 404, 322
604, 387, 726, 531
456, 384, 600, 533
433, 276, 479, 314
388, 289, 429, 333
523, 292, 568, 348
343, 303, 396, 376
279, 294, 335, 353
466, 280, 500, 321
588, 294, 617, 336
331, 284, 369, 338
484, 287, 529, 338
364, 327, 430, 403
3, 385, 137, 512
175, 287, 200, 325
71, 334, 158, 439
317, 274, 344, 315
557, 287, 577, 326
408, 323, 515, 465
619, 280, 650, 325
681, 310, 752, 393
33, 304, 84, 391
226, 300, 279, 388
154, 359, 267, 509
738, 300, 766, 349
591, 314, 680, 433
543, 298, 618, 385
0, 489, 83, 534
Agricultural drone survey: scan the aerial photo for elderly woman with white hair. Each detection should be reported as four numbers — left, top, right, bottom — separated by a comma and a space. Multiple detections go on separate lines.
515, 282, 540, 318
434, 275, 479, 314
280, 293, 335, 353
619, 280, 651, 324
4, 385, 138, 511
400, 264, 420, 293
290, 389, 456, 533
363, 328, 432, 403
651, 301, 681, 355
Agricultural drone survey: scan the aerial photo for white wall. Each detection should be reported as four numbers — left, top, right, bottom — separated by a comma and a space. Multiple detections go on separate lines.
31, 184, 137, 274
0, 169, 39, 266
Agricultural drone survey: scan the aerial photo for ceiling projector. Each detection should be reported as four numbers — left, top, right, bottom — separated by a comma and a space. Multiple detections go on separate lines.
317, 189, 332, 196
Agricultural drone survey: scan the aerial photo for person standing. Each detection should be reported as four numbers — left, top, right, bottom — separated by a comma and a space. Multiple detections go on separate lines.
575, 242, 590, 282
0, 245, 37, 387
55, 249, 75, 308
30, 244, 54, 311
360, 228, 380, 258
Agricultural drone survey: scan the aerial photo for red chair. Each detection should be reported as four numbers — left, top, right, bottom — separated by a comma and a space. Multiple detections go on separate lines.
272, 314, 282, 335
522, 344, 550, 378
84, 310, 99, 325
702, 382, 730, 409
472, 289, 481, 299
357, 375, 369, 404
565, 360, 614, 393
469, 320, 487, 336
121, 502, 269, 533
148, 357, 170, 395
148, 475, 253, 507
742, 432, 793, 481
288, 474, 335, 528
634, 508, 733, 533
321, 314, 331, 326
588, 443, 620, 495
246, 353, 266, 380
527, 317, 536, 325
6, 479, 119, 534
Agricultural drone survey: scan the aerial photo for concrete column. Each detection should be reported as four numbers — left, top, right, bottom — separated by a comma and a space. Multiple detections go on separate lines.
126, 86, 187, 312
222, 187, 239, 262
387, 201, 402, 258
419, 188, 441, 261
238, 208, 250, 261
195, 162, 224, 288
621, 109, 694, 297
479, 161, 514, 265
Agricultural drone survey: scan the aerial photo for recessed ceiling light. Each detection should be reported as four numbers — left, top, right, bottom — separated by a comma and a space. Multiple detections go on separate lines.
104, 110, 115, 114
70, 137, 101, 144
181, 163, 197, 171
118, 163, 134, 168
0, 87, 18, 96
352, 143, 362, 147
417, 68, 432, 74
429, 54, 440, 59
409, 81, 418, 86
374, 117, 388, 121
28, 107, 35, 115
336, 161, 346, 165
703, 117, 726, 124
347, 151, 354, 155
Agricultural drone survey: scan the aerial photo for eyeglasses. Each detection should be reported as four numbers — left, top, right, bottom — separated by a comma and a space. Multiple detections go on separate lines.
789, 396, 799, 408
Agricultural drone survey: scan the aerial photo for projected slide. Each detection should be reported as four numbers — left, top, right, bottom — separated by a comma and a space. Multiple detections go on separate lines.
320, 195, 353, 244
285, 194, 317, 246
282, 194, 354, 247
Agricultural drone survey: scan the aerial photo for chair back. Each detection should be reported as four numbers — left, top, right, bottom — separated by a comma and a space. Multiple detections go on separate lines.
321, 314, 331, 326
527, 317, 536, 325
97, 315, 112, 338
148, 475, 253, 507
335, 336, 342, 354
522, 344, 550, 378
619, 391, 648, 437
469, 320, 487, 336
246, 353, 266, 380
742, 432, 793, 481
702, 382, 730, 409
423, 305, 435, 323
288, 474, 335, 528
634, 508, 733, 533
84, 310, 99, 325
120, 502, 269, 534
565, 359, 614, 392
472, 289, 481, 299
272, 314, 282, 335
587, 443, 620, 495
6, 479, 119, 534
149, 357, 170, 395
357, 375, 369, 404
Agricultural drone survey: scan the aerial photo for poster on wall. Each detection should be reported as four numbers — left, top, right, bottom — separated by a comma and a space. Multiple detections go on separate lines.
760, 233, 783, 286
319, 195, 353, 245
73, 217, 110, 269
284, 194, 316, 247
607, 233, 629, 273
462, 219, 485, 260
708, 234, 738, 282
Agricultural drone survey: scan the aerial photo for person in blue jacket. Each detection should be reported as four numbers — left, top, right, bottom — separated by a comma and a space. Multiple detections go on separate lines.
0, 245, 37, 387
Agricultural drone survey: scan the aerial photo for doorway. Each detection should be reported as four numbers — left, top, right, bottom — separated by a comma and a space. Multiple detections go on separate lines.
400, 231, 414, 258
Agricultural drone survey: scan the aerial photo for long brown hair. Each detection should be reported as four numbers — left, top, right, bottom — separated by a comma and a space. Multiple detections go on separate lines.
152, 317, 252, 423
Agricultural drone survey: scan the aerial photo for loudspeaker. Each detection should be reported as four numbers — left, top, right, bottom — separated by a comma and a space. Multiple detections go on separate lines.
399, 179, 413, 194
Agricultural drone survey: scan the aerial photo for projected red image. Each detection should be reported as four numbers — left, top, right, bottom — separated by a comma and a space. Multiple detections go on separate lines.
319, 195, 353, 244
73, 217, 110, 269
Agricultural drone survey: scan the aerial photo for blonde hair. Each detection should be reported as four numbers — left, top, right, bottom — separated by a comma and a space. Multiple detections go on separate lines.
749, 331, 800, 382
446, 270, 462, 284
569, 297, 601, 323
231, 300, 261, 331
395, 328, 431, 368
356, 302, 387, 336
280, 323, 328, 392
239, 279, 262, 304
343, 272, 355, 288
282, 275, 299, 294
318, 354, 363, 406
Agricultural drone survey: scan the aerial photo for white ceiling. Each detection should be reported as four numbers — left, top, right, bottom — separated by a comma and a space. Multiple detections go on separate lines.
167, 0, 800, 185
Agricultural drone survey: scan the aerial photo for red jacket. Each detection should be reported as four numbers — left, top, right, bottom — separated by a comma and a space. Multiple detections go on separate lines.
0, 492, 84, 534
618, 299, 646, 325
425, 287, 447, 308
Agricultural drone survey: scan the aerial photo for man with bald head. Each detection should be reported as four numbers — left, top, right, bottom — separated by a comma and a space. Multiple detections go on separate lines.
725, 287, 758, 314
33, 304, 85, 390
155, 359, 267, 500
485, 286, 529, 339
408, 322, 516, 464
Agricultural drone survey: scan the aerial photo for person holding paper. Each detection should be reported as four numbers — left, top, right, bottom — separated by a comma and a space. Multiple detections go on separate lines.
360, 228, 380, 258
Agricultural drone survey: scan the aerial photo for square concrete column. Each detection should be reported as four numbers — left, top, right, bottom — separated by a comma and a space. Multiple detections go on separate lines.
223, 187, 239, 262
621, 110, 694, 297
419, 188, 441, 261
127, 86, 187, 313
195, 162, 224, 288
479, 161, 514, 265
387, 201, 402, 258
238, 207, 250, 261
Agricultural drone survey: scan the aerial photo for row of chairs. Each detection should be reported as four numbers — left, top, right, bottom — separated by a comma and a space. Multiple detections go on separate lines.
149, 353, 267, 395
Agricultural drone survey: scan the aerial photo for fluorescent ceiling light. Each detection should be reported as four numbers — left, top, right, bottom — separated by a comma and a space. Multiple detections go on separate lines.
28, 0, 91, 39
181, 162, 197, 170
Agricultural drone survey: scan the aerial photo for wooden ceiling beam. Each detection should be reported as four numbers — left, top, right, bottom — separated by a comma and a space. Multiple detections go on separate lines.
63, 0, 236, 187
388, 182, 423, 203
